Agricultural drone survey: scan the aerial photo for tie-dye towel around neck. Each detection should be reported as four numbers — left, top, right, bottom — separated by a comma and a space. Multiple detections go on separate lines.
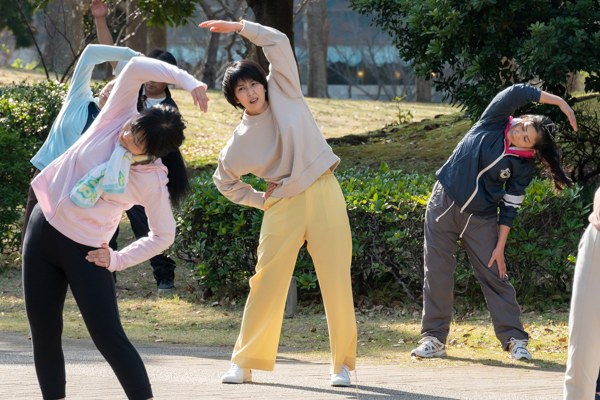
71, 144, 151, 208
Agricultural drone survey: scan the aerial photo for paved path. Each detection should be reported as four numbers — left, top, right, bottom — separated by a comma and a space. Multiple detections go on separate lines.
0, 331, 564, 399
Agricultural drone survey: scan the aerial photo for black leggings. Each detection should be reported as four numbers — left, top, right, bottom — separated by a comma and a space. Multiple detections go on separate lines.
22, 205, 152, 400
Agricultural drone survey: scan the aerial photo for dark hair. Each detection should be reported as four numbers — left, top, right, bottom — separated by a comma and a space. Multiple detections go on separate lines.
130, 104, 190, 208
520, 115, 573, 192
147, 48, 177, 67
222, 60, 268, 109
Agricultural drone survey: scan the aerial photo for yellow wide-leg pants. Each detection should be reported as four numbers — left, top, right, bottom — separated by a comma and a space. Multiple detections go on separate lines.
231, 170, 357, 374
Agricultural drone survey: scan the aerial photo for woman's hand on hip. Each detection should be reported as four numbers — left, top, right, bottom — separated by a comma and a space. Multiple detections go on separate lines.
264, 182, 278, 200
198, 20, 243, 34
488, 246, 506, 279
86, 243, 111, 268
191, 85, 209, 113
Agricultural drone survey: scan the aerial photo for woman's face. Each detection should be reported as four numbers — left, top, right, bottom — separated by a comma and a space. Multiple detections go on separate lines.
98, 80, 116, 110
507, 120, 539, 149
234, 79, 268, 115
144, 81, 168, 97
118, 118, 146, 156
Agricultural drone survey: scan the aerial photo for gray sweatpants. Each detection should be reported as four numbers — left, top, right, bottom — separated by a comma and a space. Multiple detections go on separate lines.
421, 181, 528, 349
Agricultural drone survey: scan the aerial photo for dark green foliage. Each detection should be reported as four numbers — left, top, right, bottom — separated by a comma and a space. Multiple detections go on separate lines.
349, 0, 600, 120
0, 0, 36, 48
172, 164, 589, 306
0, 81, 68, 252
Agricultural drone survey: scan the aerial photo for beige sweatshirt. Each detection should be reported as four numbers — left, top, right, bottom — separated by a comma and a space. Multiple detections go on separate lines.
590, 186, 600, 231
213, 21, 340, 210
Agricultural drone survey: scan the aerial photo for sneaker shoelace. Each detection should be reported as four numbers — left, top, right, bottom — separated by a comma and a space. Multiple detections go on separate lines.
417, 336, 439, 350
507, 338, 528, 352
228, 365, 244, 374
339, 364, 350, 378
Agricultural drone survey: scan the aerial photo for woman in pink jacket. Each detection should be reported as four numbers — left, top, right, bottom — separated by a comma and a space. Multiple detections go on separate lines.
22, 54, 208, 400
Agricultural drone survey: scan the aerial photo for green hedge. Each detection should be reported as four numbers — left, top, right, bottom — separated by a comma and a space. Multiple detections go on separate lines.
0, 81, 68, 252
172, 164, 590, 306
0, 80, 106, 252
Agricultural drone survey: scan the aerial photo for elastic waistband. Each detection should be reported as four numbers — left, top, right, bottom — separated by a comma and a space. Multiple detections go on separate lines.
316, 168, 334, 181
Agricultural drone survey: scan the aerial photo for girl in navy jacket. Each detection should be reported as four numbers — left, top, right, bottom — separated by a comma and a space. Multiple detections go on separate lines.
412, 84, 576, 361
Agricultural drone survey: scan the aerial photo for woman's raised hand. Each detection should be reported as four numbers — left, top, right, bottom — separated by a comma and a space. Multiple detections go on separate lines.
90, 0, 108, 19
559, 100, 578, 132
199, 20, 243, 34
191, 85, 209, 113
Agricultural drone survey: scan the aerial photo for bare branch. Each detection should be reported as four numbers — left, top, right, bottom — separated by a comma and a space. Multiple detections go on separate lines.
14, 0, 50, 80
293, 0, 311, 21
572, 93, 600, 103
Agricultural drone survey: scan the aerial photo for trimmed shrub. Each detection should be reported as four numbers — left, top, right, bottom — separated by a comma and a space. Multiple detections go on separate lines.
0, 80, 106, 253
172, 164, 590, 306
0, 81, 68, 252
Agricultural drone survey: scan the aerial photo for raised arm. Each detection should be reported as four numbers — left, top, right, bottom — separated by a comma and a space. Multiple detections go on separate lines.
480, 84, 578, 131
213, 154, 266, 210
539, 91, 578, 131
101, 56, 208, 121
66, 44, 138, 105
480, 84, 542, 123
90, 0, 118, 69
199, 20, 302, 98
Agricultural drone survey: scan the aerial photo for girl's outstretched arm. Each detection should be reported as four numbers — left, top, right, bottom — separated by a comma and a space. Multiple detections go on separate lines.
200, 20, 302, 99
539, 91, 578, 131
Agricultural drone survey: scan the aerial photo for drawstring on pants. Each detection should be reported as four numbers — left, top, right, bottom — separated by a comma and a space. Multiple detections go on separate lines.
434, 200, 473, 238
459, 213, 473, 239
435, 201, 454, 222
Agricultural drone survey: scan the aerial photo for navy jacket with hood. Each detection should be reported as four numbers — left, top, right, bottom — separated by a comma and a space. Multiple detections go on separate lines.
436, 84, 542, 227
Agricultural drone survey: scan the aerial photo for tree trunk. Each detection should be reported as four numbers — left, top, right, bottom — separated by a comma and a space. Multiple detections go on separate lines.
126, 0, 147, 53
146, 25, 166, 52
307, 0, 328, 98
42, 0, 84, 78
246, 0, 295, 74
415, 77, 431, 103
202, 32, 220, 89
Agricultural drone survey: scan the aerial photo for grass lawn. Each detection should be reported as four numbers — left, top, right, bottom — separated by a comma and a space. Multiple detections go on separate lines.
0, 64, 572, 369
0, 236, 569, 370
0, 65, 460, 172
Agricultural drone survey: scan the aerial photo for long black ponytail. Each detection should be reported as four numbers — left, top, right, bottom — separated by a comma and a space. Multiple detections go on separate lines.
130, 104, 190, 208
522, 115, 573, 192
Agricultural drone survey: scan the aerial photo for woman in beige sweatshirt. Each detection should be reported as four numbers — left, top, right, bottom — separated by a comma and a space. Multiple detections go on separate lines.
200, 19, 357, 387
564, 186, 600, 400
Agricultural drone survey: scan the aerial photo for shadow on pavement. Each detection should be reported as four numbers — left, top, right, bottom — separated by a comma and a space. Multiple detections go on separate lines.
253, 382, 454, 399
442, 355, 565, 371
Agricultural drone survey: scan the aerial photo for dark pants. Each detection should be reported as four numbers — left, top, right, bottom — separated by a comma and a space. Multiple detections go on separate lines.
597, 370, 600, 392
109, 204, 176, 284
421, 181, 528, 350
23, 205, 153, 400
21, 168, 41, 253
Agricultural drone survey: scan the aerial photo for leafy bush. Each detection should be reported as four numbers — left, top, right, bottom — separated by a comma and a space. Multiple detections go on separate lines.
172, 164, 590, 306
0, 81, 68, 252
0, 80, 107, 253
349, 0, 600, 120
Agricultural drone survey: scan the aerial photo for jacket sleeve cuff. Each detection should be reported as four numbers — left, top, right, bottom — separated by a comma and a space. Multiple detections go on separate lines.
107, 247, 123, 272
498, 216, 515, 228
248, 191, 266, 210
239, 20, 260, 41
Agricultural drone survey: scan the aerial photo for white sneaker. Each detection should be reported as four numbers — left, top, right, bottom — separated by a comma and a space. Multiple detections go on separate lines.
410, 336, 447, 358
221, 364, 252, 384
507, 337, 531, 360
330, 364, 351, 387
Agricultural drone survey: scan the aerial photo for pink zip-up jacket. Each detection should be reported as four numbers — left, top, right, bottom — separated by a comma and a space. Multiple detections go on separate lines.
32, 56, 205, 272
